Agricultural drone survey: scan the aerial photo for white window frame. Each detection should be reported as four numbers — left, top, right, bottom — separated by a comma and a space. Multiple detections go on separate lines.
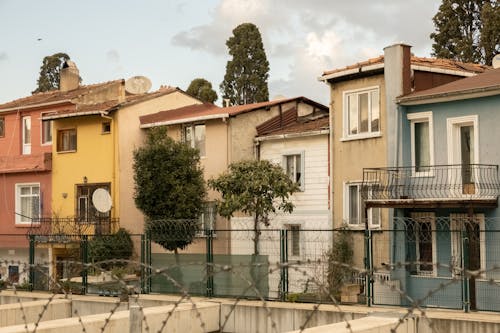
410, 212, 437, 277
282, 151, 305, 191
286, 224, 301, 258
22, 116, 31, 155
342, 86, 381, 141
182, 123, 206, 157
344, 182, 381, 229
408, 112, 434, 177
15, 183, 41, 225
40, 113, 53, 145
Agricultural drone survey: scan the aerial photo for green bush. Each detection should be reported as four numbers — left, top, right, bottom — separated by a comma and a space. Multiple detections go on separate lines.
88, 228, 133, 269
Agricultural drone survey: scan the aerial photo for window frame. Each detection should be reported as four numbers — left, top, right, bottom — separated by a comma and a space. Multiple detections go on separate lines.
409, 212, 437, 277
182, 123, 206, 157
408, 112, 434, 177
22, 116, 31, 155
282, 151, 305, 191
286, 224, 301, 257
57, 128, 77, 153
344, 182, 380, 229
15, 183, 41, 225
450, 213, 485, 278
40, 113, 53, 145
75, 183, 111, 222
342, 86, 381, 140
102, 121, 111, 134
0, 116, 5, 138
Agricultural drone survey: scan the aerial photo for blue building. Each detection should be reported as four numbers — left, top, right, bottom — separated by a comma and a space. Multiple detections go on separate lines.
363, 68, 500, 311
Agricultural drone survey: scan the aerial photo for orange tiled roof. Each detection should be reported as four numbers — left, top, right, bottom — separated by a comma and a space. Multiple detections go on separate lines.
0, 80, 124, 111
322, 56, 489, 77
140, 97, 328, 126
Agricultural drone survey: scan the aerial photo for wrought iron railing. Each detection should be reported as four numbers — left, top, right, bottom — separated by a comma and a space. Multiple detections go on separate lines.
27, 217, 119, 242
362, 164, 500, 201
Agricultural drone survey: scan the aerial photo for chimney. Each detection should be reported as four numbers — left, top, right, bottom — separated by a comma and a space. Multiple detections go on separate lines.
383, 43, 412, 96
60, 60, 80, 91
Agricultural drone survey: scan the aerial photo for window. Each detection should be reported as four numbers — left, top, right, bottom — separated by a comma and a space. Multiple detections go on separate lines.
344, 182, 380, 228
41, 120, 52, 144
343, 87, 380, 139
197, 202, 216, 236
408, 112, 434, 175
408, 212, 436, 276
76, 184, 111, 222
57, 128, 77, 152
22, 116, 31, 154
183, 124, 205, 157
287, 225, 301, 257
450, 213, 485, 278
283, 152, 305, 191
0, 117, 4, 137
15, 183, 40, 224
8, 265, 19, 283
102, 122, 111, 134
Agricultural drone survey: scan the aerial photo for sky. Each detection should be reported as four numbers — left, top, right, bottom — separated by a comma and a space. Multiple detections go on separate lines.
0, 0, 441, 106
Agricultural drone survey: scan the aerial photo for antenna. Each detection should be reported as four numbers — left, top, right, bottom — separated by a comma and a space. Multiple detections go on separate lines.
492, 54, 500, 69
92, 188, 112, 213
125, 76, 152, 94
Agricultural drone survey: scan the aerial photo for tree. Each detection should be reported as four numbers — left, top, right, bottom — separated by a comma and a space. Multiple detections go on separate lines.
430, 0, 499, 65
33, 52, 71, 93
133, 126, 206, 252
220, 23, 270, 105
186, 78, 218, 103
88, 228, 134, 269
209, 160, 298, 255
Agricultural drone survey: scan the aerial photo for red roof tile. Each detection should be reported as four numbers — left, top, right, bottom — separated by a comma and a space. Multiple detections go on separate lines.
257, 112, 329, 137
399, 67, 500, 103
322, 56, 489, 77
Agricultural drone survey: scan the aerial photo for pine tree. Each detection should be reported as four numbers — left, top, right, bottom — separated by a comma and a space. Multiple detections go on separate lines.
186, 78, 218, 103
220, 23, 270, 105
33, 52, 71, 93
430, 0, 499, 65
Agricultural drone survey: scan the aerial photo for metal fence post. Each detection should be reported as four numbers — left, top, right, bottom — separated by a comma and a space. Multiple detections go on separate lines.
81, 235, 88, 295
140, 234, 146, 293
205, 229, 214, 297
146, 232, 152, 293
364, 228, 373, 307
462, 228, 470, 312
279, 229, 288, 301
129, 303, 143, 333
29, 235, 35, 291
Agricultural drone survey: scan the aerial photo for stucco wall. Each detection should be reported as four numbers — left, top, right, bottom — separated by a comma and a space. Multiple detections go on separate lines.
117, 92, 201, 235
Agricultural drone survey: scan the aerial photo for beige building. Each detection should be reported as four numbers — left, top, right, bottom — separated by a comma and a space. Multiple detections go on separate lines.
139, 97, 328, 254
319, 43, 489, 269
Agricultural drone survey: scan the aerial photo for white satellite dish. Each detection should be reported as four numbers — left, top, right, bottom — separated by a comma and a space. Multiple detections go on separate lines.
492, 54, 500, 69
125, 76, 152, 94
92, 188, 112, 213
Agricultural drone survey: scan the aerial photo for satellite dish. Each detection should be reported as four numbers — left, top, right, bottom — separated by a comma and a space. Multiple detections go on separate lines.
92, 188, 112, 213
125, 76, 152, 94
492, 54, 500, 69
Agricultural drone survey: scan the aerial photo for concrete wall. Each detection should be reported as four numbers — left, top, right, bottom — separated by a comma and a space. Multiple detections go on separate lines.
0, 299, 71, 327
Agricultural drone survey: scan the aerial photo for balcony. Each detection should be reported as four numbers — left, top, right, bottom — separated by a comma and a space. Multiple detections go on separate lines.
27, 217, 119, 243
362, 164, 500, 208
0, 152, 52, 174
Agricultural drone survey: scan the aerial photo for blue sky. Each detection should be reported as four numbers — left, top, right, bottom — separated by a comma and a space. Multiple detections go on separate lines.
0, 0, 441, 105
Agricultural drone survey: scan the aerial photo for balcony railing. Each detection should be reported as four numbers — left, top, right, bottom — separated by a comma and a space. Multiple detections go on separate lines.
27, 217, 119, 242
362, 164, 500, 206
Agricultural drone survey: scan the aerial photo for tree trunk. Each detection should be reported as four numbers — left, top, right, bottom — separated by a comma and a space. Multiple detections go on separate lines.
253, 215, 260, 255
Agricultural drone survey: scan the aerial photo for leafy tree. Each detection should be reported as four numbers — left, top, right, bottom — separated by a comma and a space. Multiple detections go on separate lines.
430, 0, 499, 65
186, 78, 218, 103
88, 228, 134, 269
220, 23, 270, 105
209, 160, 298, 254
133, 126, 206, 252
33, 52, 71, 93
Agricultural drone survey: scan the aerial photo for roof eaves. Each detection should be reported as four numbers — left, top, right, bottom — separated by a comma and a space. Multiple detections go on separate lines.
318, 63, 384, 82
42, 110, 110, 120
398, 85, 500, 105
140, 113, 230, 128
410, 64, 476, 77
0, 99, 73, 113
255, 129, 330, 142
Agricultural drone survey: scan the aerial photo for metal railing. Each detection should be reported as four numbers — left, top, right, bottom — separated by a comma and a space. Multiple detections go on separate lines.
362, 164, 500, 202
28, 217, 120, 241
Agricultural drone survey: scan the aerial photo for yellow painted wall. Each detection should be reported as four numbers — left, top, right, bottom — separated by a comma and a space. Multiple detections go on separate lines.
51, 115, 117, 218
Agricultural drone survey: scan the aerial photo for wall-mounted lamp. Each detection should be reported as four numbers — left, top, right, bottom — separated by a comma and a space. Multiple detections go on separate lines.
62, 193, 68, 199
83, 176, 88, 184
